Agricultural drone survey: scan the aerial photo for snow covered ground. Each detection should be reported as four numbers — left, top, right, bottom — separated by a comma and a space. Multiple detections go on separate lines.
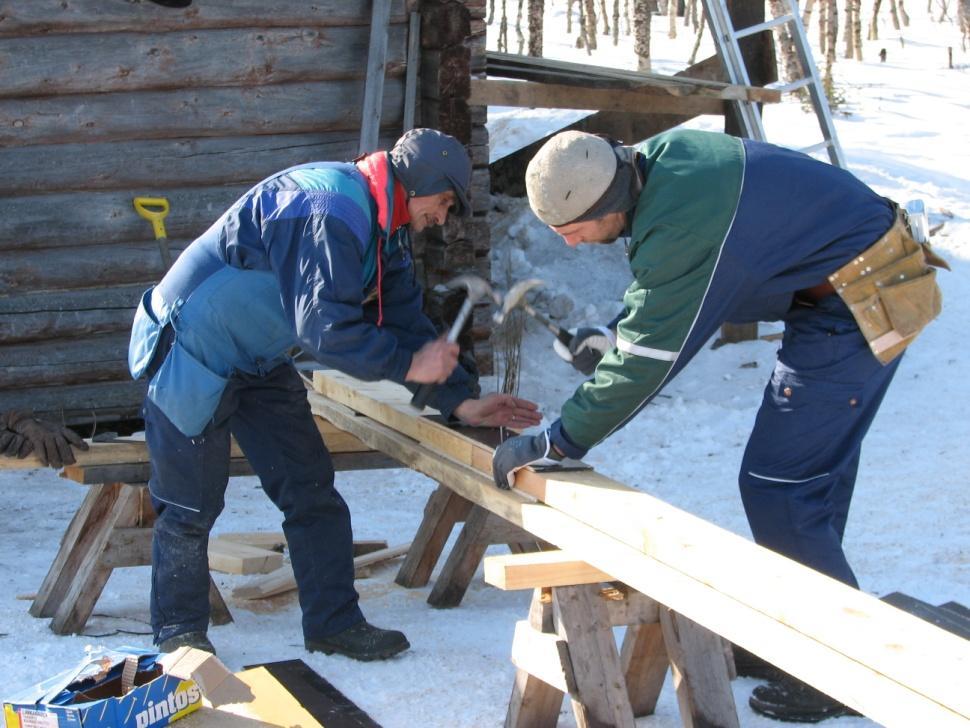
1, 5, 967, 727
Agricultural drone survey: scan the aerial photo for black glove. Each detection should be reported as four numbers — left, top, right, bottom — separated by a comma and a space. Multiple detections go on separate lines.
3, 411, 89, 468
553, 326, 616, 376
492, 430, 563, 490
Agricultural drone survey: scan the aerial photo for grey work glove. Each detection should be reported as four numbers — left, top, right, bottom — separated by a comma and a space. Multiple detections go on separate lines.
553, 326, 617, 376
492, 430, 563, 490
3, 411, 89, 468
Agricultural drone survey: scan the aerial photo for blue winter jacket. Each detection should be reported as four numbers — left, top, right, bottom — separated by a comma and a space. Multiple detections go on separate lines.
129, 157, 474, 436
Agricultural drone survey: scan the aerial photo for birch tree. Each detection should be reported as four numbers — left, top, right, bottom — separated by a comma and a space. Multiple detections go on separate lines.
769, 0, 805, 81
633, 0, 655, 71
527, 0, 544, 56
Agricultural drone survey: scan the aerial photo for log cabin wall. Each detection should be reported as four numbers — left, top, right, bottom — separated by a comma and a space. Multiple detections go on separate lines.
413, 0, 492, 374
0, 0, 491, 426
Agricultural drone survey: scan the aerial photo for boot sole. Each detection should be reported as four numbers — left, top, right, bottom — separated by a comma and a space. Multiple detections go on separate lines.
305, 640, 410, 662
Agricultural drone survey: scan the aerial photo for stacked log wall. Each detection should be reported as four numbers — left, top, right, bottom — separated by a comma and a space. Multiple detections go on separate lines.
415, 0, 493, 374
0, 0, 410, 424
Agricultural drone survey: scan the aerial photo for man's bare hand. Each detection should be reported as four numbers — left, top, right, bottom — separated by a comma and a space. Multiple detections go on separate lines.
453, 393, 542, 429
406, 338, 460, 384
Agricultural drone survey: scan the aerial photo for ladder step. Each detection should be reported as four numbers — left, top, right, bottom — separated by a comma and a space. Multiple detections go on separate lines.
733, 14, 795, 39
769, 77, 814, 94
796, 140, 834, 155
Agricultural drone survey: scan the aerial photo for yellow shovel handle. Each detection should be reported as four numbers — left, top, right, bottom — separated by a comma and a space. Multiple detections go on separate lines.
133, 196, 170, 239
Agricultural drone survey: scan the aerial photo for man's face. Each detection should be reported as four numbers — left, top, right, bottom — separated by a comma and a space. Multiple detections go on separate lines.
408, 190, 458, 232
550, 211, 626, 248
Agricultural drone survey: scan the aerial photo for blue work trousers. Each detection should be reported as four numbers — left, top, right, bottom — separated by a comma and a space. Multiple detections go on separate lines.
144, 361, 363, 644
739, 295, 901, 588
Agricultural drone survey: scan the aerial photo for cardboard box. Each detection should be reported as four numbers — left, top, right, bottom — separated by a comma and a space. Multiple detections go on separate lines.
2, 647, 230, 728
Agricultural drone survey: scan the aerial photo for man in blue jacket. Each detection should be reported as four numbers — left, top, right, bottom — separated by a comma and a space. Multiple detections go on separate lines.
129, 128, 540, 660
493, 129, 944, 721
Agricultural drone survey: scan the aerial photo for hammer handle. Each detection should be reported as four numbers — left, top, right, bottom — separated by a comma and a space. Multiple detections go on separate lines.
410, 298, 475, 411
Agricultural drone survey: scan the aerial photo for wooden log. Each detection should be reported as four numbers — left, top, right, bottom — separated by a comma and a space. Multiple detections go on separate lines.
0, 133, 398, 195
0, 303, 136, 345
0, 333, 130, 389
419, 47, 471, 101
470, 78, 728, 117
0, 27, 406, 99
0, 1, 408, 35
0, 79, 405, 148
0, 285, 143, 315
0, 243, 188, 294
485, 551, 613, 591
0, 380, 147, 423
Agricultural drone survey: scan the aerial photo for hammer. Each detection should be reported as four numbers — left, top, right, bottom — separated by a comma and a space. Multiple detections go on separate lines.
493, 278, 572, 348
410, 274, 500, 411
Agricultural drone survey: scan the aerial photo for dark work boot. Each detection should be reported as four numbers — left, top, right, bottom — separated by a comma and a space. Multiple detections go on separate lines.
158, 630, 217, 656
750, 673, 861, 723
732, 644, 784, 681
305, 621, 410, 662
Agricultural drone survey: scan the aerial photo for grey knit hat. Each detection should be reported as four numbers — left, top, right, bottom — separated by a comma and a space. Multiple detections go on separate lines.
526, 131, 625, 226
389, 128, 472, 217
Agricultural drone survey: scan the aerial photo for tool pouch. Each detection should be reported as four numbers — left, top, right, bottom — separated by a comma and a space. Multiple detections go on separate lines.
829, 209, 948, 365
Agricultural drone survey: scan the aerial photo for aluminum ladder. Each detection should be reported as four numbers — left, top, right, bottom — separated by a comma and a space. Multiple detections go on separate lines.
701, 0, 847, 168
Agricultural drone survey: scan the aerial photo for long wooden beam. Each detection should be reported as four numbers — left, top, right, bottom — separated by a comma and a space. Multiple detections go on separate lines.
1, 417, 370, 471
308, 371, 970, 727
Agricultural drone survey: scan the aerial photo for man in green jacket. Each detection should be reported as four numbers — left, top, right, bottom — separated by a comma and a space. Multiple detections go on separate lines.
493, 129, 944, 722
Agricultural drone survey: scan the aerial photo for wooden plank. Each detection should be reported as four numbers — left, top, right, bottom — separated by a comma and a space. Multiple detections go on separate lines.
395, 483, 471, 588
427, 505, 492, 608
486, 51, 780, 103
308, 372, 970, 726
0, 1, 406, 36
359, 0, 393, 154
0, 79, 405, 148
485, 550, 614, 591
0, 333, 131, 388
402, 12, 420, 132
510, 620, 573, 695
0, 133, 397, 195
233, 544, 410, 600
0, 26, 406, 98
470, 78, 728, 117
208, 539, 285, 575
100, 526, 153, 568
620, 623, 668, 718
0, 379, 146, 424
659, 607, 739, 728
216, 532, 287, 551
553, 585, 636, 728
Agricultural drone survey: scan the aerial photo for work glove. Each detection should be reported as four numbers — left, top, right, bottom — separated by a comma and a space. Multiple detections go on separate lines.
0, 427, 29, 459
2, 411, 89, 468
492, 430, 563, 490
553, 326, 617, 376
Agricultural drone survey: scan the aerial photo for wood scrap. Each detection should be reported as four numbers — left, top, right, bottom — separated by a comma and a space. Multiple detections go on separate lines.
233, 543, 411, 600
208, 539, 284, 575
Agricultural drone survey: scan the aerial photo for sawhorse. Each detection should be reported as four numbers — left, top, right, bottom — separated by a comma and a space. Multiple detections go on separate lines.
486, 551, 739, 727
30, 419, 398, 635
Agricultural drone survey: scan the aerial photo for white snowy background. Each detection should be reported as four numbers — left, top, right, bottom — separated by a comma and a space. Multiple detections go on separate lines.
1, 4, 967, 726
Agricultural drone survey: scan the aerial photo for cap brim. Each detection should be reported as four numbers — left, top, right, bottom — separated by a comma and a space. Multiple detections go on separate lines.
448, 175, 472, 218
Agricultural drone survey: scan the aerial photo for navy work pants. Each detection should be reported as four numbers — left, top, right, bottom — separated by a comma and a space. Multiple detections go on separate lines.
144, 362, 363, 644
739, 295, 901, 588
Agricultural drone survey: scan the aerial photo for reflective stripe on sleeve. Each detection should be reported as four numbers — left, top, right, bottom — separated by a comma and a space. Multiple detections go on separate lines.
616, 336, 678, 362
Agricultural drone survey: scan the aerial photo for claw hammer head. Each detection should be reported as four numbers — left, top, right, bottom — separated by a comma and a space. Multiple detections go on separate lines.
442, 274, 501, 341
493, 278, 544, 324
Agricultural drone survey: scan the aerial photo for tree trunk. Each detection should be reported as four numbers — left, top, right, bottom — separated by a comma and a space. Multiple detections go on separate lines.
898, 0, 911, 23
668, 0, 678, 37
528, 0, 544, 56
852, 0, 864, 58
688, 15, 706, 63
868, 0, 882, 39
515, 0, 526, 54
584, 0, 599, 49
633, 0, 654, 71
769, 0, 804, 82
889, 0, 901, 28
498, 0, 509, 52
843, 0, 855, 58
613, 0, 622, 44
567, 0, 575, 33
824, 0, 838, 89
960, 0, 970, 51
601, 0, 611, 33
802, 0, 816, 29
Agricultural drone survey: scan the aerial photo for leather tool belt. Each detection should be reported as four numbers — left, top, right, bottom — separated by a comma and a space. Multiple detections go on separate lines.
829, 207, 949, 365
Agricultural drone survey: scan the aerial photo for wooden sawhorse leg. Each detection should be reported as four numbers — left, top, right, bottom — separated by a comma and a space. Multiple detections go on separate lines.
395, 483, 472, 588
31, 481, 232, 634
503, 579, 739, 727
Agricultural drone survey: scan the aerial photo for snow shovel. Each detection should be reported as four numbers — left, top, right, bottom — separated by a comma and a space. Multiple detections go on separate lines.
133, 196, 174, 272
